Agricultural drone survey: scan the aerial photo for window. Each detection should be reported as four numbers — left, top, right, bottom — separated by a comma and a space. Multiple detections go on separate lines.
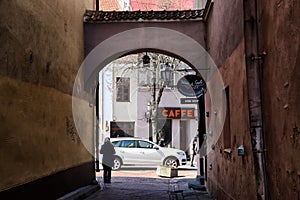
120, 140, 136, 148
138, 141, 153, 148
116, 77, 130, 102
223, 87, 231, 149
110, 122, 135, 137
112, 141, 122, 147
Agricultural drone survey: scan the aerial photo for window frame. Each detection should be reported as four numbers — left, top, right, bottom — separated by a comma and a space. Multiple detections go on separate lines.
138, 140, 154, 149
223, 87, 231, 149
116, 77, 130, 102
110, 121, 135, 138
120, 140, 136, 148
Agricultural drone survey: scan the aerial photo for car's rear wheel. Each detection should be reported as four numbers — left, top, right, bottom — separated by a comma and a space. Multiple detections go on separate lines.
164, 157, 178, 168
113, 157, 122, 170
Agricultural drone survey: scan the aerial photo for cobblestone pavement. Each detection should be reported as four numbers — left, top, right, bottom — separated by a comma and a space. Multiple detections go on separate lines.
84, 167, 214, 200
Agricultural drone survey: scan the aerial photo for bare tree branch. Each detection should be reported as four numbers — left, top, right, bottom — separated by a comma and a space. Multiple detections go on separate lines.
156, 81, 166, 106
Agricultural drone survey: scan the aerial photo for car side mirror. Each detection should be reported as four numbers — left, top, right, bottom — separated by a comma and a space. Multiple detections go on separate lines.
154, 145, 160, 150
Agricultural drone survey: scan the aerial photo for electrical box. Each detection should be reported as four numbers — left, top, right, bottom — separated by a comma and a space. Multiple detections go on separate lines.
238, 145, 245, 156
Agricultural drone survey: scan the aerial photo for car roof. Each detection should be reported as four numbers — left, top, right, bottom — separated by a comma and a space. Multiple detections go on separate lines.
110, 137, 146, 141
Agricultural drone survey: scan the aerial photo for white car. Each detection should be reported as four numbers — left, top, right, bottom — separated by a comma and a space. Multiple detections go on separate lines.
110, 137, 187, 170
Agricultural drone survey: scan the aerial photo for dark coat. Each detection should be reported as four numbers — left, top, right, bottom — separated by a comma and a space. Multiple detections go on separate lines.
100, 142, 116, 167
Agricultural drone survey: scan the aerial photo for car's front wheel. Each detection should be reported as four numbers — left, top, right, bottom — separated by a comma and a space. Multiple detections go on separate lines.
113, 157, 122, 170
164, 157, 178, 168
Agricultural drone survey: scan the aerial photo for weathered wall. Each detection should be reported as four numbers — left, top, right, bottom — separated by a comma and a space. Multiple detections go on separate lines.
205, 0, 257, 199
206, 41, 257, 200
0, 0, 95, 198
205, 0, 244, 68
260, 0, 300, 199
0, 0, 92, 93
84, 21, 206, 57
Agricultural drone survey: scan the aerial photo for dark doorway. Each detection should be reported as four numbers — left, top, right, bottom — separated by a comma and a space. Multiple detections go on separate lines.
180, 120, 187, 152
159, 119, 172, 146
149, 119, 172, 146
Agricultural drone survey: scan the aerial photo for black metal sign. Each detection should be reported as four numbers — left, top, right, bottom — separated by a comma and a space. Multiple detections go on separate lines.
180, 98, 199, 104
177, 75, 206, 97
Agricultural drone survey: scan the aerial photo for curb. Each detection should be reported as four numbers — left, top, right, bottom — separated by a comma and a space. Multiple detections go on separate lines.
57, 184, 100, 200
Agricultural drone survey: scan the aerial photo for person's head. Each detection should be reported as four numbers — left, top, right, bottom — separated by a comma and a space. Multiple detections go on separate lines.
104, 137, 110, 143
193, 136, 197, 143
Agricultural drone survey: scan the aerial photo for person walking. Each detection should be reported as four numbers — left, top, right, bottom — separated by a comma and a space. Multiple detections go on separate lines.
190, 136, 198, 167
100, 137, 116, 183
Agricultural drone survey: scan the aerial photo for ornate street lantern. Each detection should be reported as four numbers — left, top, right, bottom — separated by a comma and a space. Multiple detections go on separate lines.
142, 53, 150, 66
161, 62, 172, 86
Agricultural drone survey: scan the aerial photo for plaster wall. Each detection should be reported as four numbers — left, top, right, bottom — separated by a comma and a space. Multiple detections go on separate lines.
260, 0, 300, 199
0, 0, 95, 196
205, 0, 257, 199
172, 119, 181, 148
0, 0, 93, 94
84, 21, 206, 57
113, 64, 138, 123
0, 76, 92, 190
99, 65, 114, 142
205, 0, 244, 68
206, 40, 256, 200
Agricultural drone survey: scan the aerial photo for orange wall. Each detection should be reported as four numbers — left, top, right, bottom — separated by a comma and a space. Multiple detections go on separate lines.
205, 0, 300, 199
0, 0, 94, 194
206, 40, 257, 200
205, 1, 257, 199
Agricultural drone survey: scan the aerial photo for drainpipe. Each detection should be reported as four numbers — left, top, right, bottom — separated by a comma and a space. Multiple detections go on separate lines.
243, 0, 268, 200
197, 94, 206, 177
96, 0, 99, 11
95, 84, 100, 172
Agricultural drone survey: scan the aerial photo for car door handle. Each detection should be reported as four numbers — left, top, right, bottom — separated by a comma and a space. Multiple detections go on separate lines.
120, 150, 125, 153
139, 152, 145, 154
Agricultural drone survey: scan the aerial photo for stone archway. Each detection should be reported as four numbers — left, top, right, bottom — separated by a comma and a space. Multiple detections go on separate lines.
83, 27, 210, 89
73, 27, 226, 161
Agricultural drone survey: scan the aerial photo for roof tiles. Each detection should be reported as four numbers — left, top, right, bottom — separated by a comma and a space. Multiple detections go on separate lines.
84, 9, 204, 22
130, 0, 194, 11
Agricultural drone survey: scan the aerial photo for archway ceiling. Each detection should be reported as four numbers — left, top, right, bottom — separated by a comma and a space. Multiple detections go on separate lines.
81, 26, 221, 96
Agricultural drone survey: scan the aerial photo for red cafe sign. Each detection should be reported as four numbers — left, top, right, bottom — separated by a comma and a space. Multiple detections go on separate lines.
158, 107, 197, 119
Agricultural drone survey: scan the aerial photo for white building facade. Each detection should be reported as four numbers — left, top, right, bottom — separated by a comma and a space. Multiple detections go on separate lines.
98, 54, 199, 157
